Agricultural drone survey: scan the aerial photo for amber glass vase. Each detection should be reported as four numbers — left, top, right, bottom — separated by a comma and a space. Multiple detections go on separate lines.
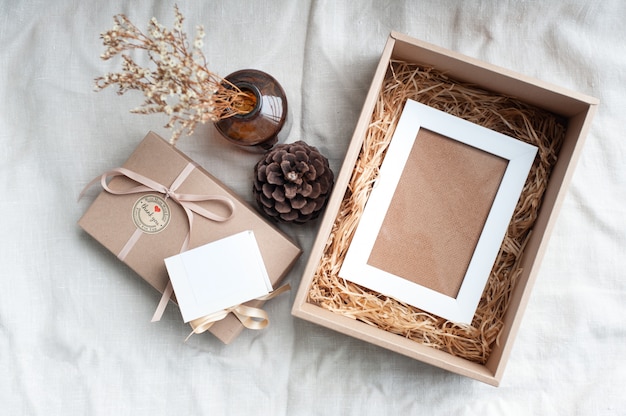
214, 69, 289, 150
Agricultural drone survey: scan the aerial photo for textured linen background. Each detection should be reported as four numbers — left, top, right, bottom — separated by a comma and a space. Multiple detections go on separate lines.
1, 1, 624, 414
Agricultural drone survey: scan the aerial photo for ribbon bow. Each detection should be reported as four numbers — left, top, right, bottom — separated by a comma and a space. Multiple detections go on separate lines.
80, 163, 235, 251
80, 162, 236, 321
185, 284, 291, 341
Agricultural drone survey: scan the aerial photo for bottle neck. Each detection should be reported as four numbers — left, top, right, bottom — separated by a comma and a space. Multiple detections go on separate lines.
232, 82, 261, 119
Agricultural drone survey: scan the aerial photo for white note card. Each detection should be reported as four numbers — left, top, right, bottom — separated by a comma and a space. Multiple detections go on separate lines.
164, 230, 273, 323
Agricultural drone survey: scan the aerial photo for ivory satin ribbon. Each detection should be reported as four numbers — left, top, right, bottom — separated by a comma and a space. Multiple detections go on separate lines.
185, 283, 291, 341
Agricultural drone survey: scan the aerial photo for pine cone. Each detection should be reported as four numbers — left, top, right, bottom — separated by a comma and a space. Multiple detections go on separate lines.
253, 141, 334, 223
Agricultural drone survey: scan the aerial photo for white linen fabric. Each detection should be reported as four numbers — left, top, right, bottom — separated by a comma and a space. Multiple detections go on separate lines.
1, 1, 624, 414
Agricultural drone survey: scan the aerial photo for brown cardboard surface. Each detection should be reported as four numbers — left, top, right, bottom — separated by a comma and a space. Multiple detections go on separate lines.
79, 131, 301, 344
292, 32, 598, 386
368, 128, 507, 298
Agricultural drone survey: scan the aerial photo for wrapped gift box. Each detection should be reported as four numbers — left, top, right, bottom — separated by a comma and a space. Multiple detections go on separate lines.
79, 131, 301, 343
292, 32, 598, 385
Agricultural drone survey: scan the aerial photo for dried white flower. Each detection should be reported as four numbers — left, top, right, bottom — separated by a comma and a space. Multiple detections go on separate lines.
94, 5, 255, 146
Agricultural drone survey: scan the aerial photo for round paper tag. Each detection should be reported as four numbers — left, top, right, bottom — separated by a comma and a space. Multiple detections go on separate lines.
132, 194, 171, 234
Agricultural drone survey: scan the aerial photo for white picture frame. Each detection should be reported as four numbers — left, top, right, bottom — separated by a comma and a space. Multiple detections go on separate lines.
339, 99, 538, 324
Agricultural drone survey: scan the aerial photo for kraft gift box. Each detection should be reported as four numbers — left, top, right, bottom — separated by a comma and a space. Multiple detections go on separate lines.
79, 131, 301, 344
292, 32, 598, 385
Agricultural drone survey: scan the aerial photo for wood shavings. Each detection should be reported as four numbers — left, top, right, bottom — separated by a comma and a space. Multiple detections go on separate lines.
308, 61, 566, 364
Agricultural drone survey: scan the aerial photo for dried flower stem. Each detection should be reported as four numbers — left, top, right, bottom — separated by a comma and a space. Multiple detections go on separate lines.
94, 5, 254, 145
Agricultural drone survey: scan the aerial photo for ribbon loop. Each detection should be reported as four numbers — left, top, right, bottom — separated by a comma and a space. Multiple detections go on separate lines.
232, 305, 270, 330
81, 165, 236, 225
185, 284, 291, 341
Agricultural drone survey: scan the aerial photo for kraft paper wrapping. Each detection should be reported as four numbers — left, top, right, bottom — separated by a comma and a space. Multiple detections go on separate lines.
78, 132, 301, 343
368, 128, 507, 298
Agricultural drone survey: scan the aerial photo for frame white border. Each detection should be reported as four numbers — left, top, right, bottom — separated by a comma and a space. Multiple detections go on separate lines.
339, 99, 538, 324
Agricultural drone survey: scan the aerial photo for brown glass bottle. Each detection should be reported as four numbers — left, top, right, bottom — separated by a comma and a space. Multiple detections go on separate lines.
214, 69, 289, 150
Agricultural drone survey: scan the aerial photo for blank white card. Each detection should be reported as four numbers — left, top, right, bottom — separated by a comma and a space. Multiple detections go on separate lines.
164, 230, 273, 323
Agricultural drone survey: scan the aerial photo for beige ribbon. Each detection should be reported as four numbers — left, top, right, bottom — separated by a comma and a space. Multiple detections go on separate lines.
80, 162, 236, 322
185, 284, 291, 341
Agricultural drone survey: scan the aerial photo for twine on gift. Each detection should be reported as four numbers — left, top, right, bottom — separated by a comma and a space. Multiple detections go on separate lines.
79, 162, 236, 322
185, 283, 291, 342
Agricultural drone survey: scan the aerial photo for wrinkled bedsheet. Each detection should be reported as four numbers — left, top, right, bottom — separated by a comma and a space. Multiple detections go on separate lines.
1, 1, 624, 414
